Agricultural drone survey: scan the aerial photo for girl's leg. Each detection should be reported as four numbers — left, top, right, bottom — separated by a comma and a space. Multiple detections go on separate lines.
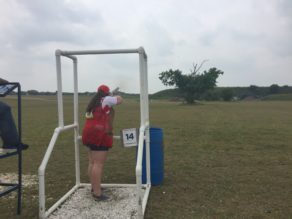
88, 150, 93, 189
90, 150, 108, 196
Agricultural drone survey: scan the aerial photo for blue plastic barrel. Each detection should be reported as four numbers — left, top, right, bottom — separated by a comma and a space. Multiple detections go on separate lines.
142, 127, 164, 185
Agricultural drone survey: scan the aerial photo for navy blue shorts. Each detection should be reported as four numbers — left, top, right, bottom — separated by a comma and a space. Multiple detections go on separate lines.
86, 144, 109, 151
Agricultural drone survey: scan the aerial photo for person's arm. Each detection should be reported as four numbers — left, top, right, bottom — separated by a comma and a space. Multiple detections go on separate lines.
0, 78, 8, 84
102, 96, 123, 108
115, 95, 123, 105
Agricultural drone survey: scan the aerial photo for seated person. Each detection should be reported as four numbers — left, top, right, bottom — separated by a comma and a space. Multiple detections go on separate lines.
0, 78, 28, 150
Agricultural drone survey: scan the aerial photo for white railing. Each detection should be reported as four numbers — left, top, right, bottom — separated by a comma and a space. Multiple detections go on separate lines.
39, 47, 150, 219
38, 124, 78, 219
135, 122, 151, 217
38, 122, 151, 219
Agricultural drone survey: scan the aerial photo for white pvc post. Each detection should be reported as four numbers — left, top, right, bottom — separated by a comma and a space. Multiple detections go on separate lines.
143, 55, 151, 186
137, 47, 151, 218
73, 57, 80, 185
136, 125, 146, 218
55, 50, 64, 127
138, 47, 146, 126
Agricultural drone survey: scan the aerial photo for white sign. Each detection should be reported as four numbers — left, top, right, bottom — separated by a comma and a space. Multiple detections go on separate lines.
121, 128, 138, 147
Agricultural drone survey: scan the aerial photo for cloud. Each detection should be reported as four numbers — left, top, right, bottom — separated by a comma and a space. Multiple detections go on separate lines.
277, 0, 292, 19
0, 0, 125, 55
0, 0, 291, 93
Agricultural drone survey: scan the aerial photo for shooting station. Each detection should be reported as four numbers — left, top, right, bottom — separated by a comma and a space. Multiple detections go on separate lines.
38, 47, 153, 219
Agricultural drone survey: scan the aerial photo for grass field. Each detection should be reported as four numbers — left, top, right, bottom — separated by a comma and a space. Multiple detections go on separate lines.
262, 93, 292, 101
1, 96, 292, 219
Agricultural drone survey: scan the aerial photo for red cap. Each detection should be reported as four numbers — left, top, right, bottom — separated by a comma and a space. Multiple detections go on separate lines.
97, 85, 110, 95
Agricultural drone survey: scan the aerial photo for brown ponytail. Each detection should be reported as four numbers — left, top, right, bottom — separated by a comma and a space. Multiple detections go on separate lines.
86, 90, 108, 113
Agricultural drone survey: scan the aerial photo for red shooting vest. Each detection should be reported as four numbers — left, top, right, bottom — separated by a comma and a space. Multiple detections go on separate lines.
82, 106, 113, 146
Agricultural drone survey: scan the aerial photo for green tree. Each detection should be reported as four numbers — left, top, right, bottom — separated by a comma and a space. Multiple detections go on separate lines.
269, 84, 280, 94
203, 89, 220, 101
27, 90, 39, 95
249, 85, 260, 96
221, 88, 234, 101
159, 64, 223, 104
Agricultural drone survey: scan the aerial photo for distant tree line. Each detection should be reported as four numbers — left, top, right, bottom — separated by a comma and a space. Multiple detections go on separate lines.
16, 90, 139, 99
216, 84, 291, 101
9, 84, 292, 102
157, 62, 291, 103
151, 84, 292, 102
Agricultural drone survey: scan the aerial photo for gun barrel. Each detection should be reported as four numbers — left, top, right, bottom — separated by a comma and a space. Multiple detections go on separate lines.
111, 87, 120, 95
111, 87, 119, 94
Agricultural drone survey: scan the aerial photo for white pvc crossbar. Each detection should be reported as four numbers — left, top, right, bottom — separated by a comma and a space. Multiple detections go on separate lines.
38, 47, 150, 219
58, 48, 147, 57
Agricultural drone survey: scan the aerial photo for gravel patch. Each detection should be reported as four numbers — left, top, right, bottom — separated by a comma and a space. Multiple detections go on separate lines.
0, 173, 38, 187
48, 185, 144, 219
0, 172, 38, 199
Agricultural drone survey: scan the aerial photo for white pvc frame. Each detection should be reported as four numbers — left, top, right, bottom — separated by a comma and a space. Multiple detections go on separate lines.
38, 47, 151, 219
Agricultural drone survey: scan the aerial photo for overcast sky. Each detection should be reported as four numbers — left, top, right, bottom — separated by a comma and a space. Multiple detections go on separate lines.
0, 0, 291, 93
